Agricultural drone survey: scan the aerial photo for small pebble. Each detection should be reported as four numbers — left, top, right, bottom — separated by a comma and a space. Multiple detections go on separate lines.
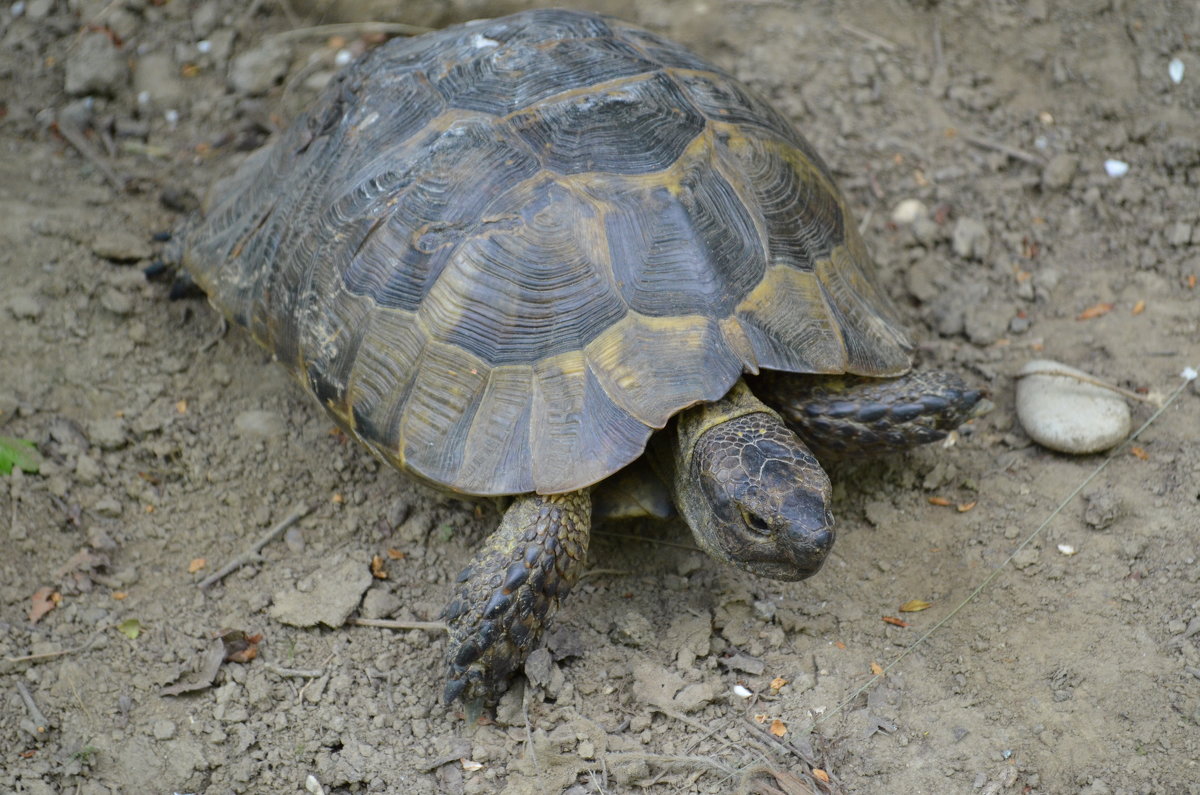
1041, 153, 1078, 191
8, 293, 43, 320
64, 32, 129, 97
1169, 58, 1184, 85
92, 230, 153, 263
1104, 159, 1129, 178
228, 39, 294, 95
890, 198, 928, 225
951, 217, 990, 260
152, 719, 176, 740
1015, 360, 1132, 454
100, 288, 136, 316
234, 409, 287, 439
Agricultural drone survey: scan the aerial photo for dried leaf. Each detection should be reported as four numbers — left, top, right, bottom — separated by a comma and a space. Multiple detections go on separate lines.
1130, 446, 1149, 461
370, 554, 389, 579
161, 638, 226, 696
899, 599, 933, 612
29, 587, 60, 623
870, 662, 885, 676
882, 616, 910, 628
220, 629, 262, 664
331, 492, 344, 504
1076, 302, 1114, 320
1131, 300, 1146, 315
834, 641, 847, 650
175, 399, 188, 414
385, 548, 406, 560
460, 759, 483, 772
1188, 274, 1197, 289
112, 591, 127, 600
956, 500, 977, 513
118, 618, 142, 639
188, 557, 206, 573
812, 768, 831, 783
769, 718, 787, 737
769, 676, 788, 691
927, 496, 952, 507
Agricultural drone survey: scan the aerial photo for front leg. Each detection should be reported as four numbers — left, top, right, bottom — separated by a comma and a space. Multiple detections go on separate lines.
442, 490, 591, 707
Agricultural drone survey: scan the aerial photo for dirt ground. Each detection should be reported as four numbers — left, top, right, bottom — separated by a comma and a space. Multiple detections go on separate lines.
2, 0, 1199, 793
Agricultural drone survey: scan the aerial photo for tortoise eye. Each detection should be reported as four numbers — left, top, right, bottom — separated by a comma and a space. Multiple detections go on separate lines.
740, 508, 772, 536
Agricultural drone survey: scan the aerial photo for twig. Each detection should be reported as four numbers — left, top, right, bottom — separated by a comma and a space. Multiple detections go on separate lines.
2, 625, 111, 667
1013, 367, 1159, 405
838, 21, 898, 51
963, 133, 1046, 167
15, 680, 51, 733
55, 113, 127, 192
347, 617, 446, 633
743, 716, 821, 770
266, 21, 433, 43
199, 502, 315, 589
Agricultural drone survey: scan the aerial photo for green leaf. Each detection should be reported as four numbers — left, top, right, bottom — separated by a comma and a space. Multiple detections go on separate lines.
117, 618, 142, 640
0, 435, 41, 475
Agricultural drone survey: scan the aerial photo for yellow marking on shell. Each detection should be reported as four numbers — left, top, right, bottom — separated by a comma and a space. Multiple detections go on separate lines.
718, 315, 757, 371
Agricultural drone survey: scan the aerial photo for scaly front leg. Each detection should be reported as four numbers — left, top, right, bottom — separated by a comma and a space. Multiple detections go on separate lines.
442, 490, 591, 708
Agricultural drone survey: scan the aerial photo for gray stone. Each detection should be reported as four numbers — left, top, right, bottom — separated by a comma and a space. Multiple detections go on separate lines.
100, 288, 136, 316
359, 588, 401, 620
1083, 489, 1122, 530
234, 409, 287, 439
270, 557, 372, 628
92, 229, 153, 263
8, 293, 43, 320
65, 33, 129, 97
228, 39, 293, 95
1041, 154, 1078, 191
1168, 222, 1193, 247
952, 217, 990, 260
94, 497, 123, 518
75, 455, 102, 485
1015, 360, 1132, 454
152, 719, 177, 740
134, 51, 188, 107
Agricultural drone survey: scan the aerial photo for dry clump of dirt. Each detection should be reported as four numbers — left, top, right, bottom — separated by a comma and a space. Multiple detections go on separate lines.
1, 1, 1198, 793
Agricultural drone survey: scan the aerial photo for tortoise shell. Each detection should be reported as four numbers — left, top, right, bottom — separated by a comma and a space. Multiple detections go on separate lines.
176, 8, 912, 496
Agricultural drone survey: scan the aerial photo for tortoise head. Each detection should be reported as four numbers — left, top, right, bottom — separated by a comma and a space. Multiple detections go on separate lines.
659, 381, 835, 581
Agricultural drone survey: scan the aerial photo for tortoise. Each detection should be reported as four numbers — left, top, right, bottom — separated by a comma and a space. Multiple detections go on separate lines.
171, 8, 982, 708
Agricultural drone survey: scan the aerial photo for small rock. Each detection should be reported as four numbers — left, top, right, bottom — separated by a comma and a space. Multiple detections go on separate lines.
952, 218, 990, 260
228, 40, 293, 95
1013, 547, 1040, 569
65, 32, 129, 97
891, 198, 928, 226
359, 588, 400, 620
94, 497, 123, 518
1041, 154, 1078, 191
134, 51, 188, 107
88, 418, 127, 450
1083, 489, 1122, 530
7, 293, 43, 320
270, 557, 372, 628
100, 289, 136, 316
192, 0, 223, 37
152, 719, 177, 740
234, 410, 287, 439
1015, 360, 1132, 454
612, 609, 655, 648
1168, 222, 1193, 247
75, 455, 103, 485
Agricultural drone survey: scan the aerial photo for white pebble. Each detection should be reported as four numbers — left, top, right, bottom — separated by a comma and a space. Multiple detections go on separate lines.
1015, 360, 1131, 454
1183, 366, 1198, 381
1169, 58, 1184, 85
1104, 159, 1129, 178
164, 108, 180, 126
732, 684, 753, 698
196, 39, 213, 54
890, 198, 928, 226
1057, 544, 1076, 556
334, 48, 353, 66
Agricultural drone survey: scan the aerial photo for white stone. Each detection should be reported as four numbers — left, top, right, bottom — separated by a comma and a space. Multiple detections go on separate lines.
890, 198, 928, 225
1015, 360, 1131, 454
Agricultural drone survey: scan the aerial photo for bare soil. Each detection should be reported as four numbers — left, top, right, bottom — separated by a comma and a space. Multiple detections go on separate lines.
2, 1, 1199, 793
